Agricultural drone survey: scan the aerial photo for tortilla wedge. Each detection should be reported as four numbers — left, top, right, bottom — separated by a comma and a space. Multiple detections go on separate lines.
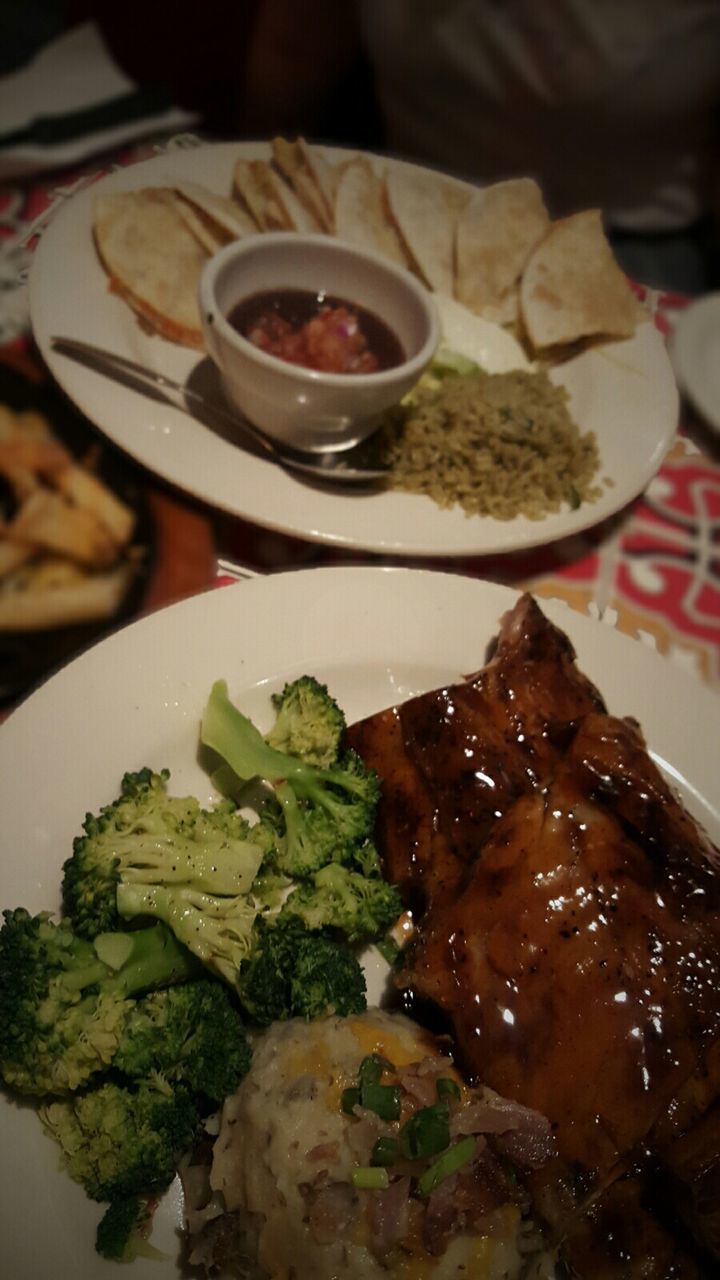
233, 158, 322, 232
520, 209, 641, 349
455, 178, 550, 325
334, 157, 409, 267
384, 167, 457, 294
93, 189, 207, 348
173, 181, 257, 251
299, 138, 342, 230
272, 136, 333, 231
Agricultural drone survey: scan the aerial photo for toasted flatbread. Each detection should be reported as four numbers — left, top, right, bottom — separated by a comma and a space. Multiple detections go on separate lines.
233, 159, 290, 230
174, 181, 257, 250
299, 139, 342, 230
384, 167, 456, 294
272, 137, 333, 231
520, 209, 641, 349
233, 158, 322, 232
455, 179, 550, 325
93, 189, 207, 348
334, 157, 409, 267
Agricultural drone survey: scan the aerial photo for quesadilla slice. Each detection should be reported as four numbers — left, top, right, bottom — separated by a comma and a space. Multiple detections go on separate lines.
173, 181, 257, 251
455, 178, 550, 325
299, 138, 342, 230
520, 209, 641, 350
385, 167, 457, 294
93, 188, 207, 348
334, 156, 410, 267
233, 158, 321, 232
271, 136, 333, 231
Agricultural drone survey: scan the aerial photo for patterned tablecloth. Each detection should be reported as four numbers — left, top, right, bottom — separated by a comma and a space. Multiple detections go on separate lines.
3, 138, 719, 691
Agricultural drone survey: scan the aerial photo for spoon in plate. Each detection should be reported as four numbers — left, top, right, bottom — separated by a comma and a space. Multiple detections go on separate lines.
50, 337, 391, 484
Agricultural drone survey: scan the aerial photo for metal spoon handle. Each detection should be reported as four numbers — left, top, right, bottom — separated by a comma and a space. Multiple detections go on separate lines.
50, 336, 278, 460
49, 336, 389, 482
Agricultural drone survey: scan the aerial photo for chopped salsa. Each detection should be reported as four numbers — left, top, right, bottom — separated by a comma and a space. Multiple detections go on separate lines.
228, 288, 405, 374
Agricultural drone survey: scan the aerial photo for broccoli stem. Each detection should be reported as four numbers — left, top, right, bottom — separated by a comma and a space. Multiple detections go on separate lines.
116, 884, 259, 988
96, 923, 201, 996
201, 681, 370, 803
201, 680, 309, 785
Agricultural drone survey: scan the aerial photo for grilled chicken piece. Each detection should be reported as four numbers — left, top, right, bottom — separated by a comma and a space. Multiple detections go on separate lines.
348, 593, 605, 914
347, 593, 720, 1270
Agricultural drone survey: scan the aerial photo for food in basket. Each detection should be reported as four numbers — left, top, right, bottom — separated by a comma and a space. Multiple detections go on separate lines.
347, 593, 720, 1276
0, 401, 139, 629
183, 1010, 557, 1279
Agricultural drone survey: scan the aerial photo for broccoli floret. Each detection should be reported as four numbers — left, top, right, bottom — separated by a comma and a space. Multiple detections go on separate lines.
95, 1196, 164, 1263
114, 979, 251, 1102
201, 681, 380, 879
237, 917, 366, 1026
62, 767, 268, 940
266, 676, 346, 767
40, 1078, 201, 1201
116, 882, 261, 988
0, 910, 199, 1096
290, 931, 367, 1020
280, 863, 403, 943
351, 839, 384, 878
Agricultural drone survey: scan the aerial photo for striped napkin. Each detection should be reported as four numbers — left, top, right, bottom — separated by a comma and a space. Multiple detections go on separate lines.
0, 21, 198, 180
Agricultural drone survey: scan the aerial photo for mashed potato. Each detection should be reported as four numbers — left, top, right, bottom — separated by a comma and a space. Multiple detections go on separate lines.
183, 1010, 556, 1279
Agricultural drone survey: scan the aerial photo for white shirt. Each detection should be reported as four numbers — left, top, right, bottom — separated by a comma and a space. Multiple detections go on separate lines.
358, 0, 720, 229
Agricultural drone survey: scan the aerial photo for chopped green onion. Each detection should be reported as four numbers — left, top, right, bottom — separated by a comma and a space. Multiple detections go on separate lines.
361, 1082, 402, 1122
352, 1166, 390, 1191
399, 1102, 450, 1160
371, 1136, 400, 1168
341, 1087, 361, 1115
436, 1077, 461, 1101
416, 1136, 476, 1197
358, 1054, 395, 1088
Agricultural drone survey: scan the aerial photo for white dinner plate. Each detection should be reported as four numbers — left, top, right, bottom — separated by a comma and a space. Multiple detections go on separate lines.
30, 142, 679, 557
671, 291, 720, 433
1, 566, 718, 1277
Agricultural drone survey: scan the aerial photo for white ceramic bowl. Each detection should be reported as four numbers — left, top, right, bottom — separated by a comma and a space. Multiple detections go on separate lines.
198, 232, 440, 451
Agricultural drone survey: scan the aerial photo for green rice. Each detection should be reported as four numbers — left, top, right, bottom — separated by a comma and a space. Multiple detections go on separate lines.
379, 368, 603, 520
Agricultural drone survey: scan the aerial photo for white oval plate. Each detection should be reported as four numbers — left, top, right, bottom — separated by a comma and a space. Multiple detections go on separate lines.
671, 291, 720, 432
30, 143, 678, 557
1, 566, 718, 1277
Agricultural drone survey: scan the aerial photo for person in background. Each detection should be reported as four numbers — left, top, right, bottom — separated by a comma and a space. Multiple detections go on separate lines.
241, 0, 720, 294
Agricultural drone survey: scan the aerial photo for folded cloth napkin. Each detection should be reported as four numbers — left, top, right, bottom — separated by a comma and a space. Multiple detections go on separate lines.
0, 21, 199, 180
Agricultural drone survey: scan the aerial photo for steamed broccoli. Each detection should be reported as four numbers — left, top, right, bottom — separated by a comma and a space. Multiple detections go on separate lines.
201, 680, 380, 879
0, 909, 199, 1096
40, 1077, 202, 1201
266, 676, 346, 767
237, 917, 366, 1026
280, 862, 402, 943
95, 1196, 164, 1263
62, 767, 270, 940
290, 930, 367, 1020
115, 882, 261, 988
114, 979, 251, 1102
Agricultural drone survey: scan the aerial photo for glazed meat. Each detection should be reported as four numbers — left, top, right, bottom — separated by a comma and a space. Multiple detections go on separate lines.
348, 593, 605, 914
346, 594, 720, 1275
